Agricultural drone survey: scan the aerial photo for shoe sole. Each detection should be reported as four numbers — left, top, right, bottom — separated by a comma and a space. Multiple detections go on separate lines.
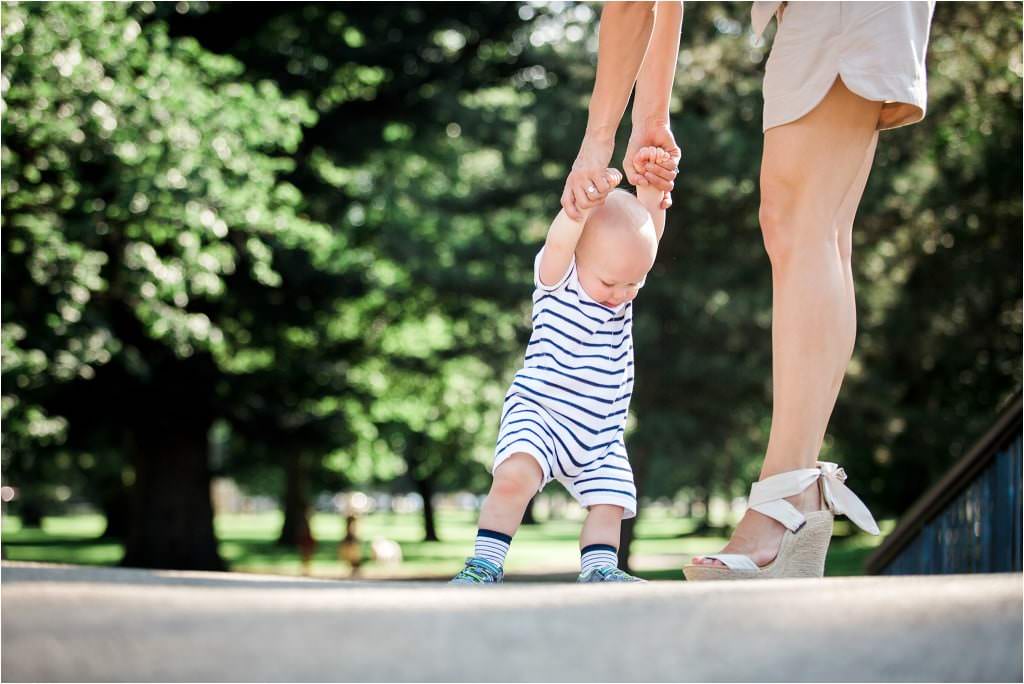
682, 511, 834, 581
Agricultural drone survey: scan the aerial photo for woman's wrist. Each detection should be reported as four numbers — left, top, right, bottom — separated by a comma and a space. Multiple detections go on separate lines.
582, 124, 618, 146
575, 133, 615, 168
631, 114, 672, 131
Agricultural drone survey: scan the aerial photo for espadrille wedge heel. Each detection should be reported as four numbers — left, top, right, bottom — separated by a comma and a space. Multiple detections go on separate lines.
682, 461, 879, 581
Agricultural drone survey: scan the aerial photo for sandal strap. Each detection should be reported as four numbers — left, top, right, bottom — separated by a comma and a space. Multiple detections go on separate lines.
748, 468, 822, 532
747, 462, 880, 536
699, 554, 759, 571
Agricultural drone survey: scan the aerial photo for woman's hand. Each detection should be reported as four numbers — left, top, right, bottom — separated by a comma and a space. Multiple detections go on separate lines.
561, 134, 619, 221
623, 123, 681, 209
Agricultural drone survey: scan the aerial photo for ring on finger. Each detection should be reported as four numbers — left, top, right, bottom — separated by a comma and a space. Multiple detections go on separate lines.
586, 185, 597, 195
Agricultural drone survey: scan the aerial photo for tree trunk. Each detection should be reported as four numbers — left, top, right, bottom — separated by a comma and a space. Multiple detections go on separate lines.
413, 473, 439, 542
100, 486, 132, 540
121, 422, 224, 571
720, 449, 736, 523
618, 447, 651, 573
699, 485, 713, 532
18, 499, 44, 528
521, 497, 538, 525
277, 451, 313, 548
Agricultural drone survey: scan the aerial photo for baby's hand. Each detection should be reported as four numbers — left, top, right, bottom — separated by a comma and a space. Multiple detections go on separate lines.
632, 146, 676, 179
633, 146, 676, 210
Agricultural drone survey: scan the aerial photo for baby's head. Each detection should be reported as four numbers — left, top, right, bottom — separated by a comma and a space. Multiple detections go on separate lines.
575, 189, 658, 309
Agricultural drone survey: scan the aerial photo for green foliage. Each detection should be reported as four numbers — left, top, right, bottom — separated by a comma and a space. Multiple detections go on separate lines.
2, 0, 1019, 545
1, 510, 882, 577
1, 2, 349, 531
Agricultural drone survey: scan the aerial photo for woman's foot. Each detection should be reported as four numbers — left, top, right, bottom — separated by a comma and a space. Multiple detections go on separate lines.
691, 480, 822, 568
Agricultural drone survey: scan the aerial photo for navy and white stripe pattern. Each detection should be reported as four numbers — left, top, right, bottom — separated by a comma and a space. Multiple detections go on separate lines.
492, 249, 638, 519
474, 528, 512, 568
581, 543, 620, 573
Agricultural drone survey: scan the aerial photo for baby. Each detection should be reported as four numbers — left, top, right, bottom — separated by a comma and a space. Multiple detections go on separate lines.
451, 147, 674, 584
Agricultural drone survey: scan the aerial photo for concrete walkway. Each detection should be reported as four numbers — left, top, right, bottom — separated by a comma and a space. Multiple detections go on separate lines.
3, 562, 1021, 682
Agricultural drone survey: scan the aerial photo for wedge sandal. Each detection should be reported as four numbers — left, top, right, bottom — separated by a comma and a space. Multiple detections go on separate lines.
683, 461, 879, 581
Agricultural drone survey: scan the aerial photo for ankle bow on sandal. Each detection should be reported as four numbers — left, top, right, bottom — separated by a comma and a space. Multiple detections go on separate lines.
683, 461, 879, 581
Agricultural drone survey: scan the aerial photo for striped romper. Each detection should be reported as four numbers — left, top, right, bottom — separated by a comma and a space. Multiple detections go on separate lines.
492, 249, 638, 519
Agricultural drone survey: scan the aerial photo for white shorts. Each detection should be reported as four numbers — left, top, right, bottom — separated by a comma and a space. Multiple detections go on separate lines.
493, 399, 637, 519
763, 1, 935, 132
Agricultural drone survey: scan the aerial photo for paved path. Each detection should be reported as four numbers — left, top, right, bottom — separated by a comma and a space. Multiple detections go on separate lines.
3, 562, 1021, 682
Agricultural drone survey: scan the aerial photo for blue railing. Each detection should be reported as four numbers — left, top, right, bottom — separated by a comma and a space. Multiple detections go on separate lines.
867, 394, 1023, 575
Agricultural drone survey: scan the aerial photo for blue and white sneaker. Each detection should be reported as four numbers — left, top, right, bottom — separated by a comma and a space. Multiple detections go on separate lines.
576, 566, 646, 583
449, 557, 504, 584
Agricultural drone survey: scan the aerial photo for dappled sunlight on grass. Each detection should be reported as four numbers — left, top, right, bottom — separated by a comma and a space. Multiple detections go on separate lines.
2, 510, 889, 579
2, 514, 123, 566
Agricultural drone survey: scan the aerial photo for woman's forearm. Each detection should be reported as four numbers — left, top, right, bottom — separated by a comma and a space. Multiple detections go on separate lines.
631, 1, 683, 128
584, 2, 657, 143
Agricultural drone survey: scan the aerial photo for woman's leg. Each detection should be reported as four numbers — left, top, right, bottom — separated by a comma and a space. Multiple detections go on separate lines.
695, 78, 881, 568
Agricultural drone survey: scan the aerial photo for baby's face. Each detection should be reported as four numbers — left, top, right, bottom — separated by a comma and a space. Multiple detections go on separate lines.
575, 191, 658, 309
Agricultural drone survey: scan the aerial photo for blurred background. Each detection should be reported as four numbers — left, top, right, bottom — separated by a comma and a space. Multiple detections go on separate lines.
1, 1, 1020, 581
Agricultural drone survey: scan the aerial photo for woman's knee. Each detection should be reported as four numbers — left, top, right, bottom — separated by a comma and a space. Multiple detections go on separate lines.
837, 227, 854, 265
758, 176, 801, 265
759, 175, 839, 267
491, 455, 543, 500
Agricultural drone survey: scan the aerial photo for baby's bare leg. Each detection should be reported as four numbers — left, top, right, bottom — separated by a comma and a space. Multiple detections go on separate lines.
477, 454, 544, 537
580, 504, 624, 550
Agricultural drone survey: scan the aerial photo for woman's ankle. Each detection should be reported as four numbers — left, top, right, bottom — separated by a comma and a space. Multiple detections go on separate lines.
784, 483, 823, 513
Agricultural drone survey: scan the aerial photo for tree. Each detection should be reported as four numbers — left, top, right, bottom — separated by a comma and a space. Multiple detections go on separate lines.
2, 3, 326, 569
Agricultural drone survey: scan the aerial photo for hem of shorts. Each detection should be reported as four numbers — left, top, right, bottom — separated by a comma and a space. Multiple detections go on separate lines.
763, 67, 927, 133
577, 492, 637, 520
492, 444, 551, 490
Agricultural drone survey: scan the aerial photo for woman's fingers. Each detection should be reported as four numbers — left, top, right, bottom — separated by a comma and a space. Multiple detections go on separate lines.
644, 155, 678, 178
585, 171, 618, 203
633, 158, 650, 186
574, 182, 597, 212
642, 152, 677, 191
643, 170, 675, 192
564, 167, 623, 219
561, 181, 582, 220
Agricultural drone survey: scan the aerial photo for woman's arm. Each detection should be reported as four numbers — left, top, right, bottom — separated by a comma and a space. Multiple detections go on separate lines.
561, 2, 657, 221
585, 2, 658, 144
624, 1, 683, 207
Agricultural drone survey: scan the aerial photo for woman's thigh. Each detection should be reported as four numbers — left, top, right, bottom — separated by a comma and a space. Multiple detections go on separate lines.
760, 77, 882, 240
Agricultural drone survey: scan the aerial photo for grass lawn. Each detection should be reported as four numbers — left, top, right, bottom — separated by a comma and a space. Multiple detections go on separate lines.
1, 509, 890, 581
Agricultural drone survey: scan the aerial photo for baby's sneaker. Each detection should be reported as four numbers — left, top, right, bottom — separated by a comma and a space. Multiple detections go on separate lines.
450, 557, 504, 584
576, 566, 646, 583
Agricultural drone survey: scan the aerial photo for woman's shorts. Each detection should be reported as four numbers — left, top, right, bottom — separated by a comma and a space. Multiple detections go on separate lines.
763, 1, 935, 132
